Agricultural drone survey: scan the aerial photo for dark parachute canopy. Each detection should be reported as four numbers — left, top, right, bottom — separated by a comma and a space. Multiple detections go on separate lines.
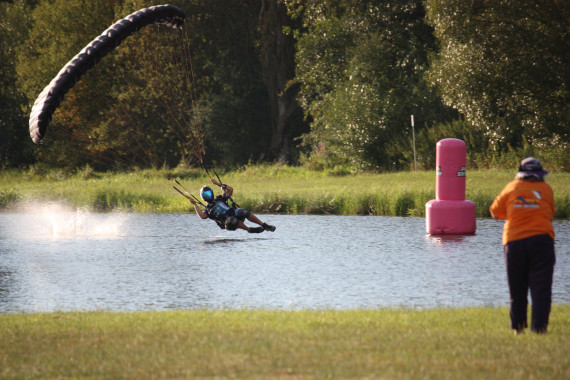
28, 4, 185, 144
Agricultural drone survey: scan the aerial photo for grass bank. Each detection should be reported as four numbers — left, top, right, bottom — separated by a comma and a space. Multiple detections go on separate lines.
1, 306, 569, 379
1, 165, 569, 218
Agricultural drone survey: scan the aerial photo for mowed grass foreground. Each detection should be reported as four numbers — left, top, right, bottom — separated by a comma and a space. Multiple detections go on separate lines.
1, 165, 569, 217
1, 307, 569, 379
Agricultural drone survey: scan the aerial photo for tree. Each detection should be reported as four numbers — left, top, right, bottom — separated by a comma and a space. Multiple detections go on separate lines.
13, 0, 318, 170
16, 0, 125, 169
259, 0, 307, 164
0, 0, 37, 167
180, 0, 274, 167
15, 0, 272, 169
293, 0, 457, 170
426, 0, 570, 151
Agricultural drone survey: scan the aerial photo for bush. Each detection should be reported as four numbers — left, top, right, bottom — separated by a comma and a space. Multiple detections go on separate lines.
0, 189, 20, 209
92, 190, 165, 212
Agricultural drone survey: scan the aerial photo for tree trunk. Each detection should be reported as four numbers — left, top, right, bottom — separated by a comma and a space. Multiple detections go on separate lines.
259, 0, 300, 164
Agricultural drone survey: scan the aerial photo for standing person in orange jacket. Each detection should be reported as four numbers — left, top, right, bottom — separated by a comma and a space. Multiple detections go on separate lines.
489, 157, 556, 335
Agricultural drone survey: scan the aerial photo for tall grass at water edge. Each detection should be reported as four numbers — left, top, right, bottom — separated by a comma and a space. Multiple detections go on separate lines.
0, 306, 569, 379
1, 165, 569, 218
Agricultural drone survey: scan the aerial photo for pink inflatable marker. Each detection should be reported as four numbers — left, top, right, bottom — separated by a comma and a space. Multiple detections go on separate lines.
425, 138, 476, 235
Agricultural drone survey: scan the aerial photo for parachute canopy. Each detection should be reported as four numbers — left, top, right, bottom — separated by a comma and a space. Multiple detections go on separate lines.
28, 4, 185, 144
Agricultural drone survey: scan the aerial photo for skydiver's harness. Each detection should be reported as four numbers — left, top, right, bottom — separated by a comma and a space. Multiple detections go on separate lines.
174, 160, 249, 230
205, 194, 249, 230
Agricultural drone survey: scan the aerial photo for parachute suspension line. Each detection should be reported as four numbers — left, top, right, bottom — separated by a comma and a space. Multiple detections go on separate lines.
168, 26, 198, 126
149, 28, 194, 145
145, 66, 201, 167
200, 159, 221, 185
170, 24, 206, 163
148, 78, 202, 164
156, 23, 206, 163
182, 23, 206, 160
177, 26, 216, 184
180, 22, 203, 131
134, 25, 190, 168
173, 179, 205, 206
97, 23, 190, 169
149, 81, 190, 145
198, 156, 240, 209
148, 25, 205, 166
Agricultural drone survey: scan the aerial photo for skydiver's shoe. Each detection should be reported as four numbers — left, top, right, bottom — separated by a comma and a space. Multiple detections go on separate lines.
262, 223, 276, 232
249, 227, 264, 233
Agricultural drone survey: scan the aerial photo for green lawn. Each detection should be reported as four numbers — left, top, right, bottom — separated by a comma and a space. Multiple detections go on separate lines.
1, 307, 569, 379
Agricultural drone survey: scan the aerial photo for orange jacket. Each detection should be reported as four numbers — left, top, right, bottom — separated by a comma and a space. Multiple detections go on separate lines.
489, 179, 555, 245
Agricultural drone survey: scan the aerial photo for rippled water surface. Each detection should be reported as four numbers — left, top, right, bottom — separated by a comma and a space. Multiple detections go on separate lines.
1, 206, 568, 312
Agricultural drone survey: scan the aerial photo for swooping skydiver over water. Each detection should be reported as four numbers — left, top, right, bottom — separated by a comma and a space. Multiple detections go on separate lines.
28, 4, 276, 233
173, 177, 276, 234
195, 179, 275, 233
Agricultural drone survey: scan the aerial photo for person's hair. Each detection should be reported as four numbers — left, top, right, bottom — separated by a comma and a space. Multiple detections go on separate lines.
515, 172, 543, 182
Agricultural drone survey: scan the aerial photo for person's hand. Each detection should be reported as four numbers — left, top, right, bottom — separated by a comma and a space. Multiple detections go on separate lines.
210, 178, 220, 187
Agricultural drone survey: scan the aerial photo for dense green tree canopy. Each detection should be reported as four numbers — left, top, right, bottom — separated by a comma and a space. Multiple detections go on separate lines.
292, 0, 457, 170
0, 0, 567, 171
17, 0, 133, 168
14, 0, 278, 169
426, 0, 570, 151
0, 0, 37, 167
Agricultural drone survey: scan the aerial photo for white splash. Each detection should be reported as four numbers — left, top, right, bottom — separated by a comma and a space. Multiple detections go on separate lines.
16, 201, 127, 239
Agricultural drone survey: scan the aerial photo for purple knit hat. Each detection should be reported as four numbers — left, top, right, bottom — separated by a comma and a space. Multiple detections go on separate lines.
516, 157, 549, 178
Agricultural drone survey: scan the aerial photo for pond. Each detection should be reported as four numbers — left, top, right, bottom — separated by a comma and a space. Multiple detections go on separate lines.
0, 204, 568, 313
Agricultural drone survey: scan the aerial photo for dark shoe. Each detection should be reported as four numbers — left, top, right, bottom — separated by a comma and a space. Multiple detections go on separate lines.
249, 227, 264, 233
262, 223, 276, 232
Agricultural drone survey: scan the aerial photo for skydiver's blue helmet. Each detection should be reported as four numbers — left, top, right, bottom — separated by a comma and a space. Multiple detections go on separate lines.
200, 186, 214, 202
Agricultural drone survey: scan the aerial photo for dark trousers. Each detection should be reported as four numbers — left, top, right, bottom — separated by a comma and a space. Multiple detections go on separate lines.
504, 234, 555, 332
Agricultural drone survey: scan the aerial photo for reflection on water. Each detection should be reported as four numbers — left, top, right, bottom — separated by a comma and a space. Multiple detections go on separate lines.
203, 238, 250, 245
0, 207, 568, 313
426, 235, 469, 244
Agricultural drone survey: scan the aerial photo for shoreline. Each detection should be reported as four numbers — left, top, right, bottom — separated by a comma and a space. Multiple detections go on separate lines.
1, 166, 569, 218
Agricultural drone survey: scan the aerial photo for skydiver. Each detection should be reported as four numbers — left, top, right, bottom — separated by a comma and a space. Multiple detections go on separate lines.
188, 178, 276, 233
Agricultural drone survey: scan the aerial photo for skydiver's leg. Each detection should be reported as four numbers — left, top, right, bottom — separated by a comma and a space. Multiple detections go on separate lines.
247, 214, 276, 232
236, 208, 275, 232
236, 220, 264, 233
246, 213, 263, 225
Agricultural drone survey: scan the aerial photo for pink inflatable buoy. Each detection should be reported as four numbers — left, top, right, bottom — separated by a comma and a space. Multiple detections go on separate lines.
425, 138, 476, 235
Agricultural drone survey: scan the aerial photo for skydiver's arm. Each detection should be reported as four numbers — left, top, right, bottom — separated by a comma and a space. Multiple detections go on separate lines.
189, 198, 208, 219
210, 178, 233, 197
